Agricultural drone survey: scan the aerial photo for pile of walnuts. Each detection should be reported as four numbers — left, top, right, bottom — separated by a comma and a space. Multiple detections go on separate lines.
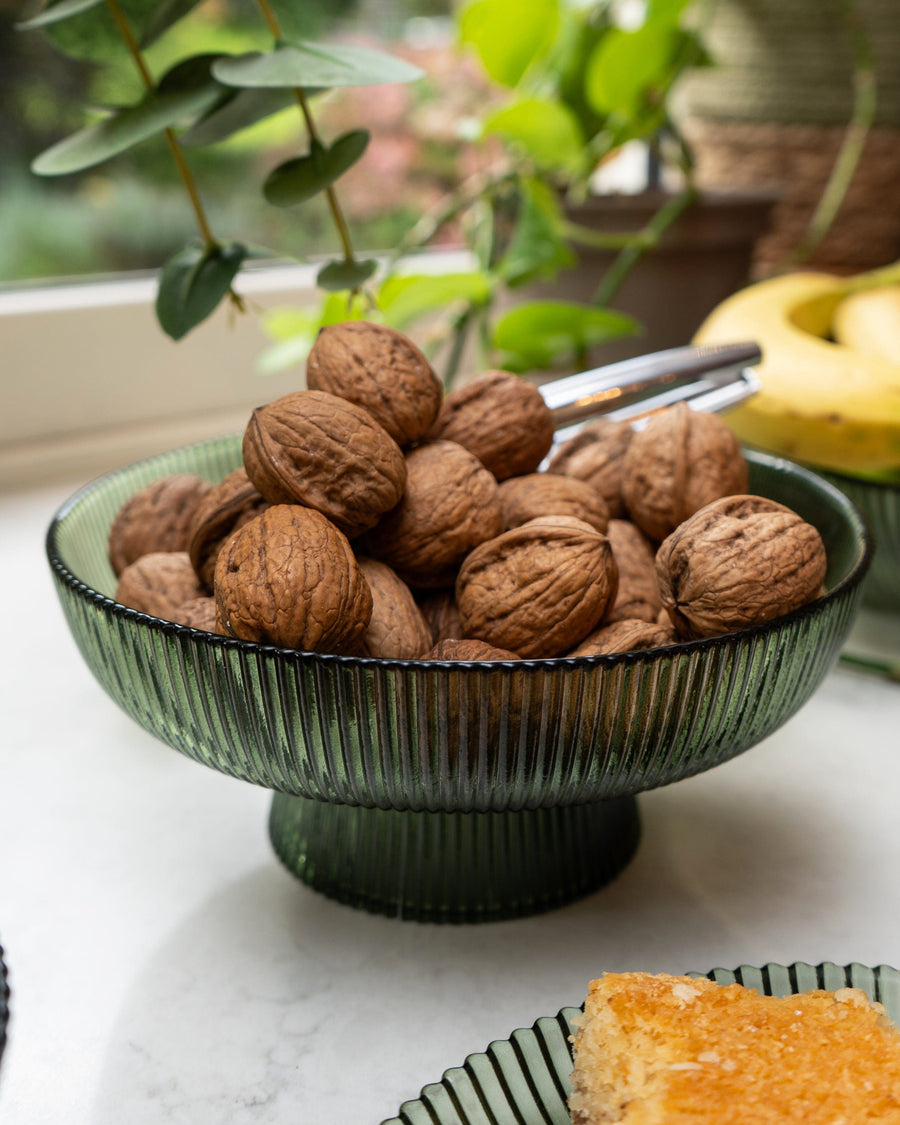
109, 320, 828, 661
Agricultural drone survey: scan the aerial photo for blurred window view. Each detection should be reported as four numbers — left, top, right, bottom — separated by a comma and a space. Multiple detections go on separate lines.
0, 0, 484, 286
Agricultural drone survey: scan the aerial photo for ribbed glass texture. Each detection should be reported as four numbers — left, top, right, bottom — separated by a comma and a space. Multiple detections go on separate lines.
820, 469, 900, 613
0, 941, 8, 1067
383, 962, 900, 1125
47, 440, 869, 815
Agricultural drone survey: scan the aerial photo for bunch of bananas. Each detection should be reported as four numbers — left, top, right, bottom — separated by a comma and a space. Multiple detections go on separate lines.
693, 265, 900, 484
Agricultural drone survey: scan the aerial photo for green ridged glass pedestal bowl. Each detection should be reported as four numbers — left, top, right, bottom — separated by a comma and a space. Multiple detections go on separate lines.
47, 438, 870, 923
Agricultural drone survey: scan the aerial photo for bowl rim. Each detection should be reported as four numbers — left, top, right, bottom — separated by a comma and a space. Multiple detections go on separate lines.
45, 442, 874, 673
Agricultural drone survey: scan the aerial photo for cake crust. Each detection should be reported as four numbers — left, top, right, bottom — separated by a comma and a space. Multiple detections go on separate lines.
569, 971, 900, 1124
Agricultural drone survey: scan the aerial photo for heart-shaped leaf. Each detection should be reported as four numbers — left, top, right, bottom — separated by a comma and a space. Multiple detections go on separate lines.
263, 131, 369, 207
155, 241, 247, 340
32, 56, 225, 175
316, 258, 378, 292
498, 179, 576, 287
212, 40, 423, 90
377, 272, 493, 329
16, 0, 104, 32
458, 0, 559, 88
483, 98, 585, 173
492, 300, 639, 368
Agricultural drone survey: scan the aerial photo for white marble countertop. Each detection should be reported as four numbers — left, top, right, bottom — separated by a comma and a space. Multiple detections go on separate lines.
1, 476, 899, 1124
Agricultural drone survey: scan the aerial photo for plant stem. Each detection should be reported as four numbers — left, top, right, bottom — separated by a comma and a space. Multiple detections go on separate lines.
252, 0, 356, 265
780, 0, 877, 269
591, 186, 697, 307
103, 0, 217, 250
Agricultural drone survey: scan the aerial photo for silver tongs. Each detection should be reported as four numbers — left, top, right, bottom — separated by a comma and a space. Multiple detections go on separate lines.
540, 341, 762, 438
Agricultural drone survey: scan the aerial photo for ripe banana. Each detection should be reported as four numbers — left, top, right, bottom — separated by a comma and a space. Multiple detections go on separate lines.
833, 285, 900, 365
693, 269, 900, 481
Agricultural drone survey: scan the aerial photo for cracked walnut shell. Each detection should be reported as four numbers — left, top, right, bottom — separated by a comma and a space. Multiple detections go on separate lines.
242, 389, 406, 538
621, 402, 748, 541
655, 494, 828, 640
456, 515, 619, 658
214, 505, 372, 652
427, 370, 554, 480
306, 320, 443, 448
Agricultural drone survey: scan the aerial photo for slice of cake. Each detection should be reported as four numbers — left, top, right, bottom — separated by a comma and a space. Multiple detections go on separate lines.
569, 971, 900, 1123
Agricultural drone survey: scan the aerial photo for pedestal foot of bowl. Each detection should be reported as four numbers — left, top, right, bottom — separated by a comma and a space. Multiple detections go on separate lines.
267, 793, 640, 924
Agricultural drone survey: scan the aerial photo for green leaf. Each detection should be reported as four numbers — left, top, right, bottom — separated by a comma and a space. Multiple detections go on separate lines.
42, 0, 161, 62
458, 0, 559, 88
180, 88, 298, 147
31, 56, 225, 175
16, 0, 104, 32
584, 23, 676, 119
377, 272, 493, 329
212, 40, 423, 90
138, 0, 204, 47
316, 258, 378, 292
483, 98, 585, 173
497, 179, 576, 287
155, 241, 247, 340
492, 300, 639, 368
263, 131, 369, 207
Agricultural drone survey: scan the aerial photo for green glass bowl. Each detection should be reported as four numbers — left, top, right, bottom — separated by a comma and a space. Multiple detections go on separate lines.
818, 468, 900, 614
382, 961, 900, 1124
0, 941, 8, 1067
47, 437, 870, 922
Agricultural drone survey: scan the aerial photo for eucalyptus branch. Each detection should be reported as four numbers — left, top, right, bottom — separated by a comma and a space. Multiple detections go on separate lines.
253, 0, 357, 267
103, 0, 219, 252
779, 0, 877, 271
591, 186, 698, 307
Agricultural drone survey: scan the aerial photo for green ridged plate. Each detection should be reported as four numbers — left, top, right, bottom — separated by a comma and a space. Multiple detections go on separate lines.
382, 962, 900, 1124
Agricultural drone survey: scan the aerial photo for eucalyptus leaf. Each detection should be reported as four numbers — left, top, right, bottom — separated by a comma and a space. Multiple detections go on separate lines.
263, 131, 369, 207
316, 258, 378, 291
41, 0, 161, 62
156, 241, 247, 340
483, 98, 584, 173
497, 180, 576, 287
139, 0, 204, 47
16, 0, 104, 33
458, 0, 559, 88
31, 59, 224, 175
492, 300, 639, 368
180, 88, 298, 147
377, 272, 492, 329
213, 41, 423, 90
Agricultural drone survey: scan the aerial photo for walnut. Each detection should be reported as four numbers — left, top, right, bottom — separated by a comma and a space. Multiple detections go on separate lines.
621, 402, 748, 541
115, 551, 206, 619
655, 495, 828, 640
427, 370, 554, 480
424, 638, 519, 661
108, 473, 213, 577
214, 505, 372, 652
545, 417, 634, 519
242, 389, 406, 538
364, 440, 503, 588
567, 618, 677, 657
456, 515, 619, 658
604, 519, 663, 624
496, 473, 609, 533
416, 589, 463, 646
356, 557, 432, 659
172, 595, 221, 633
305, 320, 443, 448
188, 467, 270, 591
